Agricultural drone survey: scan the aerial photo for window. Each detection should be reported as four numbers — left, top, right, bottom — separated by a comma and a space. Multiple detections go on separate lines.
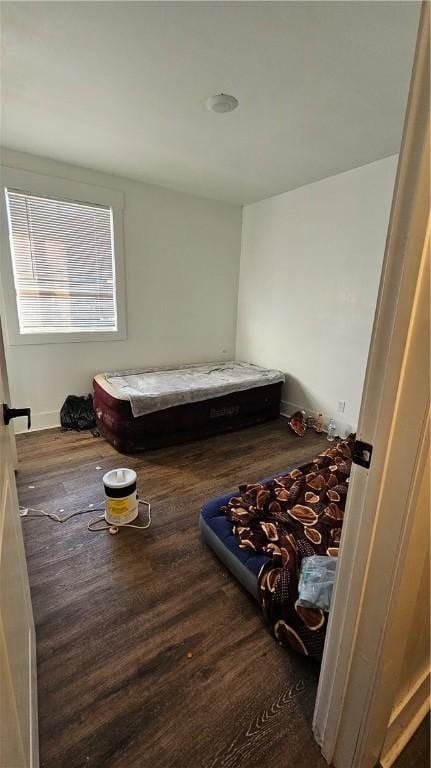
0, 168, 126, 345
5, 190, 117, 335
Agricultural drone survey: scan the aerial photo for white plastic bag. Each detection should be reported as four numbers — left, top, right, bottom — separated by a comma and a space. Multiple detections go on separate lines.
298, 555, 338, 612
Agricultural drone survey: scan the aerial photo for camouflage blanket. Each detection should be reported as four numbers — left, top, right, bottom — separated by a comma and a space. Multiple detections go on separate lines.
223, 436, 354, 659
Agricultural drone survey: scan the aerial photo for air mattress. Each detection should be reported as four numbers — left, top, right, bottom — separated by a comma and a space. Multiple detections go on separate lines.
93, 363, 284, 453
199, 466, 295, 599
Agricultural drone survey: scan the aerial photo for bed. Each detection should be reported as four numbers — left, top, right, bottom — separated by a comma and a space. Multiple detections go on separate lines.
199, 471, 288, 599
93, 361, 284, 453
200, 436, 354, 659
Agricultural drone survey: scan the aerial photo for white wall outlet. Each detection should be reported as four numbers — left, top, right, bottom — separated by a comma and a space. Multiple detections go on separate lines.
337, 400, 346, 413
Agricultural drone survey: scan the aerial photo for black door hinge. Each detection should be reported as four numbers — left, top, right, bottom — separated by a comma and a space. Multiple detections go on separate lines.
352, 440, 373, 469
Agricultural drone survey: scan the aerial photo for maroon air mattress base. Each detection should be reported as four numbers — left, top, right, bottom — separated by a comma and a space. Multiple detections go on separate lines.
93, 379, 282, 453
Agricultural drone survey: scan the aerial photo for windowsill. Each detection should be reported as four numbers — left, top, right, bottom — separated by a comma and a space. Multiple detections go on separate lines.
6, 328, 127, 346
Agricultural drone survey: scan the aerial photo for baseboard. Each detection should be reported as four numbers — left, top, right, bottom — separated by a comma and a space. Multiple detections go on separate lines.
281, 399, 355, 438
20, 402, 353, 437
280, 399, 293, 419
380, 666, 431, 768
14, 410, 60, 434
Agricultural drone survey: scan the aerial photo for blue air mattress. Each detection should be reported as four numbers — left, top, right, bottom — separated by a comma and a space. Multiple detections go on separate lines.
199, 466, 294, 599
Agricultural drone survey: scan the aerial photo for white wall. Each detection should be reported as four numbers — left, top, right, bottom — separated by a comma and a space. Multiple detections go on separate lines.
0, 149, 242, 431
1, 149, 398, 435
236, 155, 398, 433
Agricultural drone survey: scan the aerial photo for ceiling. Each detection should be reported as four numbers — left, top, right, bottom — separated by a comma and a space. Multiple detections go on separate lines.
0, 1, 420, 205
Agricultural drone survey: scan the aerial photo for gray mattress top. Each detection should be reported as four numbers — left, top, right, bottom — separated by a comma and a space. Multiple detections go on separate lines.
101, 361, 285, 417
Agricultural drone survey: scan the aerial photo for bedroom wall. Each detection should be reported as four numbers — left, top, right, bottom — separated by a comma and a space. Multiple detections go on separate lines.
236, 155, 398, 434
0, 148, 242, 432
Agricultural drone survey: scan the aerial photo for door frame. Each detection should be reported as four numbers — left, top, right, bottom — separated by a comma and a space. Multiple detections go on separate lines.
313, 3, 430, 767
0, 312, 39, 766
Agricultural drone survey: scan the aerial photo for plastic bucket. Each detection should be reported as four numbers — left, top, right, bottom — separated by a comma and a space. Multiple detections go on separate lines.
103, 468, 138, 526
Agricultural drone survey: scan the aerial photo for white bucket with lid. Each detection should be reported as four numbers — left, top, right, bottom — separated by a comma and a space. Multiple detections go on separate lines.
103, 468, 138, 526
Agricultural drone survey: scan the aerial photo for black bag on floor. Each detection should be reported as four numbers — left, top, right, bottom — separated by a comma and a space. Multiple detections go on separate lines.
60, 394, 98, 434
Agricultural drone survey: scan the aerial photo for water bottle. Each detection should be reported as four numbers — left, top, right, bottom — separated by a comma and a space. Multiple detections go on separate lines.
327, 418, 337, 442
301, 410, 307, 431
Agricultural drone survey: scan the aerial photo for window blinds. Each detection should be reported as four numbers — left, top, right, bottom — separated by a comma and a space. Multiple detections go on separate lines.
5, 189, 117, 334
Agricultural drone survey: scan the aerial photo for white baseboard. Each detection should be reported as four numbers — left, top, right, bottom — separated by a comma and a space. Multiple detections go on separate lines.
14, 410, 60, 434
16, 401, 353, 436
280, 399, 294, 419
380, 666, 431, 768
281, 399, 356, 438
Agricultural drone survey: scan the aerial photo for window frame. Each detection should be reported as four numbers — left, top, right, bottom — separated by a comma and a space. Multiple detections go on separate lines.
0, 166, 127, 345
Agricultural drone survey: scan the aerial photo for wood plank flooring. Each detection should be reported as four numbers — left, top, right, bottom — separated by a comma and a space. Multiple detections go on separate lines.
17, 420, 329, 768
393, 715, 430, 768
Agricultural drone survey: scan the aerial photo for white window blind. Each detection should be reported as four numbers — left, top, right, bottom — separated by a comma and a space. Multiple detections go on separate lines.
5, 189, 117, 334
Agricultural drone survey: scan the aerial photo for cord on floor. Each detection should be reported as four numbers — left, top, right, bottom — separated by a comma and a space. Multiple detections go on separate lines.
19, 498, 151, 533
87, 500, 152, 532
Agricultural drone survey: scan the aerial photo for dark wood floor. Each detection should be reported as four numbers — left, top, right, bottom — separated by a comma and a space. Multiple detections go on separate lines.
393, 715, 430, 768
17, 420, 330, 768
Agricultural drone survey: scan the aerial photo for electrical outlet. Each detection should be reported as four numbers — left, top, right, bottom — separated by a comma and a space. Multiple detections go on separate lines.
337, 400, 346, 413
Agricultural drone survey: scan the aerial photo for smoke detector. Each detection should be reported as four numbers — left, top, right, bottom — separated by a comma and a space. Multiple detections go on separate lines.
206, 93, 239, 113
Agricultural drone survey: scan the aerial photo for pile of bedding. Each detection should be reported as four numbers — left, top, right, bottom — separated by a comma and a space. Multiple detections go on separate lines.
103, 361, 284, 417
223, 435, 354, 659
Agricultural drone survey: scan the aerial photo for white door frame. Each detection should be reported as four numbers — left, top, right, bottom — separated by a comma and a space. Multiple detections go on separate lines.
0, 320, 39, 766
313, 3, 430, 767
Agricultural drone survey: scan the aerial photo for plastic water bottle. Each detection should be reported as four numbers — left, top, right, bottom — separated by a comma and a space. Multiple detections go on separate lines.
327, 419, 337, 442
